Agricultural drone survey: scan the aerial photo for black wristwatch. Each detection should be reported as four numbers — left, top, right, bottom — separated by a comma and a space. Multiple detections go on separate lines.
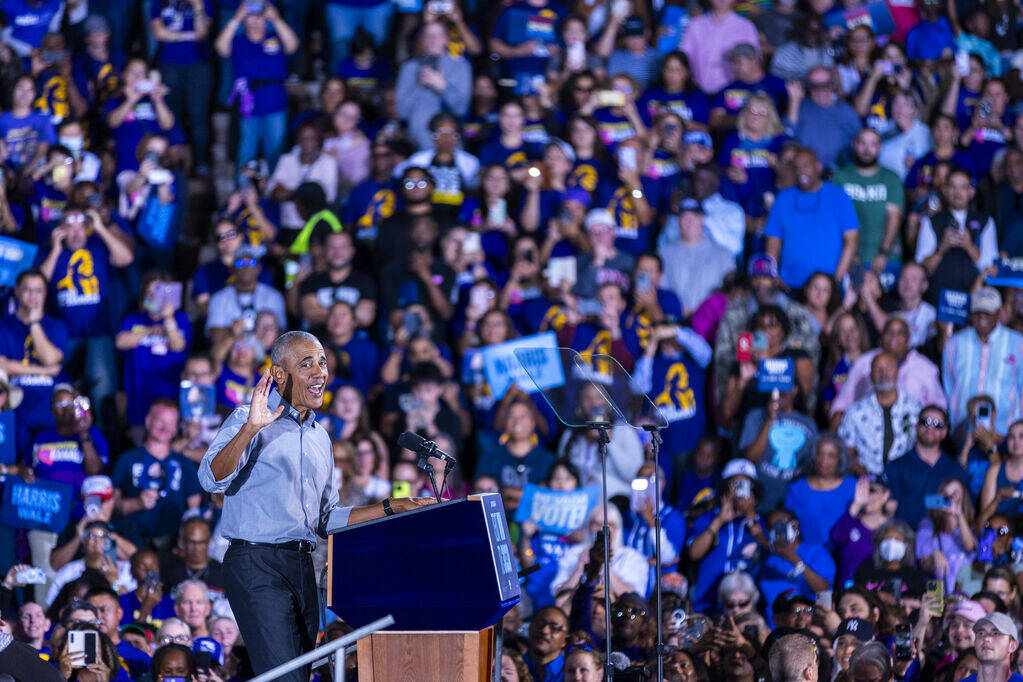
383, 498, 395, 516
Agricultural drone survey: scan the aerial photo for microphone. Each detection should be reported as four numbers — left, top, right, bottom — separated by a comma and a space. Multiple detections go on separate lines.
397, 431, 456, 463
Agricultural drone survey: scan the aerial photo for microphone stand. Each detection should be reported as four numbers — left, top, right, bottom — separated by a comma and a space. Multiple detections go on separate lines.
586, 419, 614, 682
415, 447, 442, 502
644, 424, 666, 682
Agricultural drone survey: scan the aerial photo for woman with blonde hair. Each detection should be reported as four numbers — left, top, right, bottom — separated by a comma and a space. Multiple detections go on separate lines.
719, 93, 789, 220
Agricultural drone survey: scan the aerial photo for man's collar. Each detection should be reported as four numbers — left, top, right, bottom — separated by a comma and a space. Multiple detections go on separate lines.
278, 396, 316, 425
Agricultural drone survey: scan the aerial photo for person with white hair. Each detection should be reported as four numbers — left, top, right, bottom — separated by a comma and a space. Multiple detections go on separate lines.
551, 504, 649, 599
716, 570, 761, 619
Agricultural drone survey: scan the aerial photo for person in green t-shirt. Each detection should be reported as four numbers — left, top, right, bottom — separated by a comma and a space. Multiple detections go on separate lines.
832, 128, 905, 271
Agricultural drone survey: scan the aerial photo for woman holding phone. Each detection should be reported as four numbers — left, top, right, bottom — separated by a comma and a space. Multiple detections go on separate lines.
980, 419, 1023, 516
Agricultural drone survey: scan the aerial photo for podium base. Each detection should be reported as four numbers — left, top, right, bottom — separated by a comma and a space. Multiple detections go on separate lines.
356, 627, 495, 681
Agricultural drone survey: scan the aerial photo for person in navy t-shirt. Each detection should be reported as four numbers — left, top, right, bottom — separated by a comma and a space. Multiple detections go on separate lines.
104, 58, 179, 173
0, 74, 56, 172
214, 1, 299, 168
1, 0, 63, 58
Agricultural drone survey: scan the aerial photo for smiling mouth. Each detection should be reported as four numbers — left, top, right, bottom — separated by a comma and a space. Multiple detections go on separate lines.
308, 383, 324, 398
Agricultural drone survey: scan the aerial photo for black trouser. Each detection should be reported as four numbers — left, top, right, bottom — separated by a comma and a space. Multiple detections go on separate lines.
223, 543, 319, 681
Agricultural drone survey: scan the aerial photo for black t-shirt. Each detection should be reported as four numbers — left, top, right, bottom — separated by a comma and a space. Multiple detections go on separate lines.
298, 269, 377, 309
160, 554, 226, 593
853, 564, 927, 597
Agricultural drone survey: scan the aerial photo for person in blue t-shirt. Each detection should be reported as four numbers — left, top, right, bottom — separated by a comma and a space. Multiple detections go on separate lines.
118, 549, 176, 626
111, 400, 201, 546
1, 0, 63, 58
765, 147, 859, 288
116, 271, 193, 429
72, 15, 125, 111
0, 269, 68, 440
40, 209, 133, 428
489, 0, 568, 80
324, 0, 396, 67
31, 384, 108, 506
104, 58, 179, 173
325, 302, 379, 395
0, 74, 56, 172
215, 2, 299, 169
710, 43, 787, 131
150, 0, 214, 173
342, 140, 398, 246
758, 508, 836, 625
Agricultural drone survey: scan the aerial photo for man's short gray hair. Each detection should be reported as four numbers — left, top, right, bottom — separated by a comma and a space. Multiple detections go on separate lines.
270, 331, 320, 367
849, 641, 892, 679
172, 579, 211, 603
769, 633, 817, 682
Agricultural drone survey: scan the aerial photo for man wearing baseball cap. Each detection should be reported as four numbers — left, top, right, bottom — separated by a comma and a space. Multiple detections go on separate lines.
944, 286, 1023, 433
575, 209, 635, 299
712, 251, 820, 403
967, 612, 1023, 682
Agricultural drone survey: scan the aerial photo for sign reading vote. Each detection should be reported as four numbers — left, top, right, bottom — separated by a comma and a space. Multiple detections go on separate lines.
0, 412, 15, 465
2, 477, 71, 532
514, 484, 600, 536
937, 289, 971, 325
758, 358, 794, 393
0, 237, 37, 288
482, 331, 564, 399
987, 258, 1023, 289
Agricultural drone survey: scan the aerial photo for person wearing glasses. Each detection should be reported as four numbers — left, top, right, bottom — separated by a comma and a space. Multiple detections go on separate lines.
205, 245, 286, 346
192, 218, 270, 317
46, 521, 136, 608
884, 405, 970, 529
394, 113, 479, 222
759, 508, 835, 626
374, 166, 436, 270
155, 618, 192, 648
786, 66, 862, 171
524, 605, 569, 681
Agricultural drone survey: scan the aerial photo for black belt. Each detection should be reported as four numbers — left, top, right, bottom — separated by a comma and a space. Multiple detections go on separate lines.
230, 539, 314, 553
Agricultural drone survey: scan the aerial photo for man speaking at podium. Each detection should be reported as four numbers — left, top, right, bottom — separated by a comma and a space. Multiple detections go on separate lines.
198, 331, 433, 680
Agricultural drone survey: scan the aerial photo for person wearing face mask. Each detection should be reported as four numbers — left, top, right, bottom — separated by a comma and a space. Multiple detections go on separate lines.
56, 118, 100, 183
853, 519, 927, 597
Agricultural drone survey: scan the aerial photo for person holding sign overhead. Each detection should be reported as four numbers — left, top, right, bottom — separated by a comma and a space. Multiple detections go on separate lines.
198, 331, 434, 681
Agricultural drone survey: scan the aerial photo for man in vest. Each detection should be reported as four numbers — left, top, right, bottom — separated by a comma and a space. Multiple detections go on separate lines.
915, 168, 998, 304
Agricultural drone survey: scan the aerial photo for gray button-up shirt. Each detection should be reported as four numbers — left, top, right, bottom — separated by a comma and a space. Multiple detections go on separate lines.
199, 404, 351, 546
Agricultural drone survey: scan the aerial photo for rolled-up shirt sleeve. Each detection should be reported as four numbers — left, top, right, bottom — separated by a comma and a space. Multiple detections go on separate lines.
320, 475, 353, 537
199, 407, 251, 493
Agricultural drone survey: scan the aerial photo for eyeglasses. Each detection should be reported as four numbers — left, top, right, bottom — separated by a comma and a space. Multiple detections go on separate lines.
234, 258, 258, 268
724, 598, 752, 610
54, 399, 75, 409
532, 620, 567, 633
404, 179, 429, 190
808, 81, 832, 90
431, 130, 458, 140
614, 607, 647, 621
218, 230, 240, 242
986, 524, 1011, 536
159, 634, 191, 645
85, 532, 109, 541
918, 417, 947, 429
790, 606, 814, 615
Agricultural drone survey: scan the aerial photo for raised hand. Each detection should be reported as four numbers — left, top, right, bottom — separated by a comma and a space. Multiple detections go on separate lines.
247, 370, 285, 428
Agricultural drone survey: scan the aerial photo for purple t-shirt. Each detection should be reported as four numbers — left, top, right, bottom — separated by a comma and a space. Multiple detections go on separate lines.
829, 512, 876, 587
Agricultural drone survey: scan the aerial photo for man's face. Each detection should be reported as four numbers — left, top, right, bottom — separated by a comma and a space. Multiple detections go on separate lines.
678, 210, 704, 241
87, 594, 121, 638
634, 256, 662, 289
587, 221, 615, 249
985, 578, 1013, 604
795, 152, 821, 191
916, 409, 948, 446
807, 69, 834, 106
63, 213, 89, 250
870, 355, 897, 391
975, 625, 1017, 665
897, 265, 927, 302
370, 146, 395, 176
18, 603, 49, 640
273, 338, 328, 411
946, 173, 975, 210
852, 131, 881, 166
182, 359, 215, 387
528, 609, 568, 657
751, 274, 777, 304
180, 523, 210, 568
16, 274, 47, 313
972, 311, 998, 338
233, 254, 261, 287
422, 22, 447, 56
433, 123, 459, 154
325, 233, 354, 270
297, 128, 321, 156
881, 321, 910, 359
145, 405, 179, 444
175, 584, 211, 629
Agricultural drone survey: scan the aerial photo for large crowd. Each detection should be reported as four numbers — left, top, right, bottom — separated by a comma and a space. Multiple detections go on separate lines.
6, 0, 1023, 681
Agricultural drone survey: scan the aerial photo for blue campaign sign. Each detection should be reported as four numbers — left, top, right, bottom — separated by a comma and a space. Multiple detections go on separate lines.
514, 484, 600, 536
824, 0, 896, 35
0, 237, 37, 288
937, 289, 970, 325
2, 477, 71, 532
179, 381, 215, 420
0, 412, 15, 465
758, 358, 794, 393
987, 258, 1023, 289
482, 331, 564, 399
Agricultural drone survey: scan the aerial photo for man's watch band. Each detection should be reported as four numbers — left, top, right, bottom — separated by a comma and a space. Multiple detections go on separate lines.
383, 498, 395, 516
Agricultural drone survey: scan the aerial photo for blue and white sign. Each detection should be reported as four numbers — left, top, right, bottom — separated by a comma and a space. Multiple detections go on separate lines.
2, 477, 71, 532
0, 412, 15, 465
0, 237, 37, 288
757, 358, 794, 393
482, 331, 564, 399
987, 258, 1023, 289
514, 484, 600, 536
937, 289, 970, 325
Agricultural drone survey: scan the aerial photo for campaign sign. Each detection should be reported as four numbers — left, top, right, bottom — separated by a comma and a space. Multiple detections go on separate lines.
824, 0, 896, 35
482, 331, 563, 399
514, 484, 600, 535
937, 289, 970, 325
0, 411, 15, 465
757, 358, 794, 393
179, 381, 215, 419
0, 237, 37, 288
987, 258, 1023, 289
2, 477, 71, 532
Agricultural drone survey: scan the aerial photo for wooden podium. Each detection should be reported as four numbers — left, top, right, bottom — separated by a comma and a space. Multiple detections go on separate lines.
356, 628, 495, 682
327, 493, 518, 681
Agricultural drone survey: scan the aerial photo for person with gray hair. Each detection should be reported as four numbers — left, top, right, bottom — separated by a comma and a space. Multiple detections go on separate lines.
199, 331, 436, 680
768, 632, 819, 681
784, 432, 857, 546
717, 570, 760, 618
848, 640, 893, 681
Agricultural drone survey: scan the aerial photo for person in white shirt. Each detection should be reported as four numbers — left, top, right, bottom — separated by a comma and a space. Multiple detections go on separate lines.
267, 122, 338, 236
46, 520, 136, 607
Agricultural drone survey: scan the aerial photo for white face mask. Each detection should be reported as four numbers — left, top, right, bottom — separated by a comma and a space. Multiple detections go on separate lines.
59, 135, 84, 154
879, 537, 907, 562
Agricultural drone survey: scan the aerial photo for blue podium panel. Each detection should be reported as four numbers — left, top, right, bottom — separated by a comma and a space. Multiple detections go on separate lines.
327, 493, 521, 631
